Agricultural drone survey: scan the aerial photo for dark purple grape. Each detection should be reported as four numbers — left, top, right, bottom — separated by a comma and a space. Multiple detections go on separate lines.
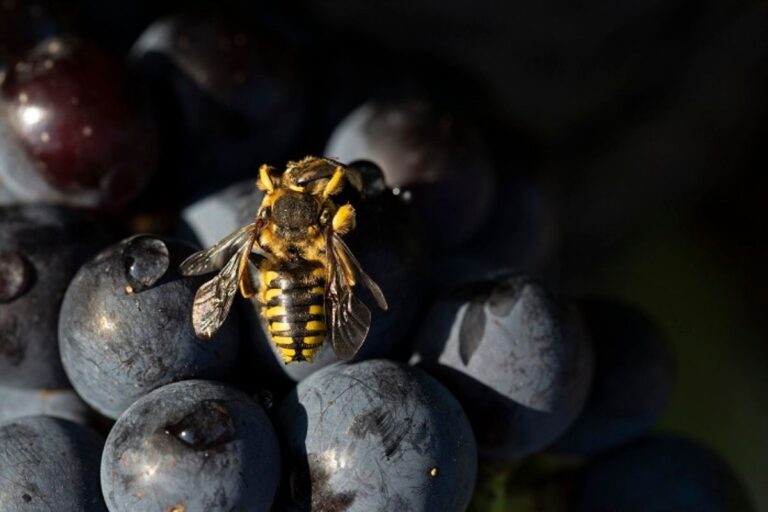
59, 235, 240, 419
0, 36, 157, 210
412, 274, 594, 459
102, 380, 280, 512
275, 359, 477, 511
325, 97, 496, 248
130, 8, 306, 200
0, 385, 90, 425
571, 436, 755, 512
0, 204, 109, 389
553, 299, 675, 456
470, 175, 560, 275
0, 415, 106, 511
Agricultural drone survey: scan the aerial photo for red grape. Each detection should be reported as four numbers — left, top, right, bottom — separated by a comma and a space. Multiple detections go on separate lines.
0, 36, 157, 210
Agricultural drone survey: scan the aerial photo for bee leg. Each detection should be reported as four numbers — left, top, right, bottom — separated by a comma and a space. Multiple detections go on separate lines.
332, 204, 356, 235
322, 166, 346, 198
237, 238, 258, 297
239, 265, 259, 298
258, 164, 276, 192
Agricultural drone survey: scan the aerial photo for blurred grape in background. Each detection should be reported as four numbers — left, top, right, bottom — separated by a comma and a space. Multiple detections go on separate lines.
0, 0, 766, 510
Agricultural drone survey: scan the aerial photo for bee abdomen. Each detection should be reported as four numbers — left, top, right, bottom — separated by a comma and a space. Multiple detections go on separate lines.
261, 266, 326, 363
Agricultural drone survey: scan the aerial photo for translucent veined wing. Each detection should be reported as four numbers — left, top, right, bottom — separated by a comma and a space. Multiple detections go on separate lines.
287, 157, 364, 193
179, 224, 256, 276
190, 244, 246, 340
324, 233, 372, 360
331, 234, 388, 310
324, 230, 389, 359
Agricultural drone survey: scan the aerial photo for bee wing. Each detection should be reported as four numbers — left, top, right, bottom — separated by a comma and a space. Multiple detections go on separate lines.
316, 157, 363, 192
190, 244, 246, 340
331, 234, 388, 310
293, 158, 336, 185
325, 234, 372, 360
328, 283, 372, 360
324, 232, 389, 359
179, 224, 256, 276
291, 157, 364, 193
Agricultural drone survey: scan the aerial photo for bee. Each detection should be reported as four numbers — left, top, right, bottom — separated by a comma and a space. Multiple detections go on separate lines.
179, 156, 388, 363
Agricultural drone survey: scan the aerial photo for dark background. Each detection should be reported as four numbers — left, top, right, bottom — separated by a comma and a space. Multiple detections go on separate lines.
298, 0, 768, 506
14, 0, 768, 506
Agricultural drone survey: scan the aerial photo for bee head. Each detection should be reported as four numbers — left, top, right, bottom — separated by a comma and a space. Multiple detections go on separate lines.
271, 191, 319, 229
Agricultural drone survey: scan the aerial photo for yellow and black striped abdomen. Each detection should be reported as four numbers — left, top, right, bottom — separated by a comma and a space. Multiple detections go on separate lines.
261, 264, 326, 362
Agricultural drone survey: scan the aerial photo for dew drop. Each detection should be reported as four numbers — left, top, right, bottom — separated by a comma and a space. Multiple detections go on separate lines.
122, 236, 169, 292
0, 251, 34, 303
165, 400, 235, 451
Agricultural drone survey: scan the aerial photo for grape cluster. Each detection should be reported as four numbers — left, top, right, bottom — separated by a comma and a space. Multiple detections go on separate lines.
0, 3, 757, 512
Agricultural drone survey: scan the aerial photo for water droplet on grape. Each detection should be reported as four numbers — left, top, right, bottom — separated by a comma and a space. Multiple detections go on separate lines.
165, 400, 235, 451
0, 251, 33, 303
122, 236, 169, 292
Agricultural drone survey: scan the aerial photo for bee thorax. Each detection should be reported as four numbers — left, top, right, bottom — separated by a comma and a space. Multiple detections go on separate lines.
272, 192, 319, 229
